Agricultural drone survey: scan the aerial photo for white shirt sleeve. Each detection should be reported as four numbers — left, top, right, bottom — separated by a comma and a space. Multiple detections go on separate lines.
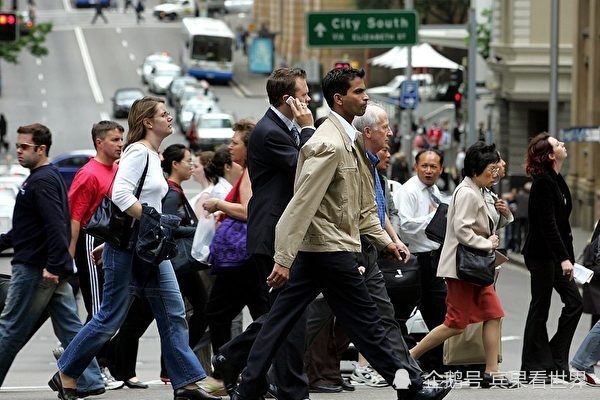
112, 144, 148, 212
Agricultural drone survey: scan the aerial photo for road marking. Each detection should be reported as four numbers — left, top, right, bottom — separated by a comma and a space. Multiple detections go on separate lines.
42, 101, 48, 108
501, 335, 521, 342
230, 84, 244, 98
116, 27, 122, 34
61, 0, 73, 13
37, 73, 43, 81
74, 27, 104, 104
100, 111, 110, 121
36, 58, 42, 66
121, 40, 128, 47
129, 53, 136, 61
40, 88, 46, 95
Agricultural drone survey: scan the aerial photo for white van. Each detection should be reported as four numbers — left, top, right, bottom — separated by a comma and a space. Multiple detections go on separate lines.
367, 73, 435, 101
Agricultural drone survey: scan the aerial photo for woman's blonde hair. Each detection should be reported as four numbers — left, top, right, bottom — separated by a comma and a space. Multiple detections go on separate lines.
125, 96, 164, 150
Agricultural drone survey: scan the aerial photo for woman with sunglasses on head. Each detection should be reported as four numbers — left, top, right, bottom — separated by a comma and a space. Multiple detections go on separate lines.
54, 97, 220, 400
520, 133, 583, 382
409, 141, 512, 388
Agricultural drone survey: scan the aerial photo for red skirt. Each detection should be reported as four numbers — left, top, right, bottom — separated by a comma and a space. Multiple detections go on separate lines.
443, 278, 504, 329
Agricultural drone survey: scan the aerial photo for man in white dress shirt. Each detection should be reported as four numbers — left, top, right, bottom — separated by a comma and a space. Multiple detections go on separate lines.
396, 148, 447, 372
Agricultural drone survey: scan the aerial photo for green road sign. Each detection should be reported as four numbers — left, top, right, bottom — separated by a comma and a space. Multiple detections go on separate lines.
307, 10, 418, 48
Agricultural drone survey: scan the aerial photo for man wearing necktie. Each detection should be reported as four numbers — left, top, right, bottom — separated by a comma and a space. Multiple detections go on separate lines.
396, 148, 448, 373
231, 68, 452, 400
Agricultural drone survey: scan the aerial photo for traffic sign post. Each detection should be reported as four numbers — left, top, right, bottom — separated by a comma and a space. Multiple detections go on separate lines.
307, 11, 418, 48
399, 80, 419, 109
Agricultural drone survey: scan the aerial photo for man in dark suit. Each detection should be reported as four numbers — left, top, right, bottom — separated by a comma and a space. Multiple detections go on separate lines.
212, 67, 315, 400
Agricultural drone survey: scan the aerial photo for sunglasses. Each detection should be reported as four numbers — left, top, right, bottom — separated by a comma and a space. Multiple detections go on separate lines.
15, 142, 40, 151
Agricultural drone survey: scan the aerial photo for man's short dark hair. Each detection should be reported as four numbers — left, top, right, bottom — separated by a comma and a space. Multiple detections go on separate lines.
322, 67, 365, 108
17, 123, 52, 156
91, 121, 124, 149
415, 148, 444, 166
266, 68, 307, 107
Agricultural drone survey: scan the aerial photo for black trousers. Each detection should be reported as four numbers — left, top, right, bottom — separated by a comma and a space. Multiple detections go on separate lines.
521, 257, 583, 373
237, 251, 422, 399
415, 250, 447, 371
219, 254, 309, 400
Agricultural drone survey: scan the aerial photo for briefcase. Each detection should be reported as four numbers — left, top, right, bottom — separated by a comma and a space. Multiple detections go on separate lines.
425, 203, 448, 244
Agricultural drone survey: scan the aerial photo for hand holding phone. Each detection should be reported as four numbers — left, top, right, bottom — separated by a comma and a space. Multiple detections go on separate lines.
285, 96, 296, 106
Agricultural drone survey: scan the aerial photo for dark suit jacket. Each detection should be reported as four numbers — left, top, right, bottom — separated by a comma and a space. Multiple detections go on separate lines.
522, 168, 574, 263
246, 108, 314, 256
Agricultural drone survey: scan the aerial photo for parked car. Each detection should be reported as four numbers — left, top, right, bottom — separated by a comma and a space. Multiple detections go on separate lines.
148, 63, 182, 94
167, 76, 199, 106
224, 0, 253, 13
190, 113, 234, 150
74, 0, 110, 7
179, 96, 219, 133
367, 73, 435, 101
112, 88, 145, 118
141, 53, 175, 84
174, 86, 205, 123
50, 150, 96, 188
153, 0, 197, 20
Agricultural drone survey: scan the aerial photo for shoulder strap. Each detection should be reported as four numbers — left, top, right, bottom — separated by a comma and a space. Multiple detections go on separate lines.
133, 153, 150, 198
181, 192, 198, 225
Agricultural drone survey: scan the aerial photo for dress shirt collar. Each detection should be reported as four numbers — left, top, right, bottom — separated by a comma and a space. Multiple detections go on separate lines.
270, 106, 299, 132
330, 110, 358, 145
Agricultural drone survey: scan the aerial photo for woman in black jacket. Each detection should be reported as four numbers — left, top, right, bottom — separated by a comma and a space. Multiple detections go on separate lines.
521, 133, 583, 380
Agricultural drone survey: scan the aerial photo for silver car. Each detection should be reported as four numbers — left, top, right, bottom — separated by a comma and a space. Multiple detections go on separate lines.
148, 63, 182, 94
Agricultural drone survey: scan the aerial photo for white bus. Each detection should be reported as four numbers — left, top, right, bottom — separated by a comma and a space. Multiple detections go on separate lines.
181, 17, 235, 82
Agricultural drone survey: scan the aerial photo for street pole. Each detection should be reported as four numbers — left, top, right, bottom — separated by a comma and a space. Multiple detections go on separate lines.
467, 1, 477, 145
549, 0, 559, 135
401, 0, 414, 157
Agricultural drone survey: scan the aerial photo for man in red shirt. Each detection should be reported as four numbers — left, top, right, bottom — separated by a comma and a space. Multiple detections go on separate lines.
68, 120, 123, 390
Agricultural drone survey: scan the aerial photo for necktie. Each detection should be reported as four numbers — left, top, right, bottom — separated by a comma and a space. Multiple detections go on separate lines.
428, 186, 441, 207
290, 126, 300, 146
373, 169, 386, 228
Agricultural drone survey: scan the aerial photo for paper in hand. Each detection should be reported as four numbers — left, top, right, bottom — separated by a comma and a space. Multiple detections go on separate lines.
573, 263, 594, 285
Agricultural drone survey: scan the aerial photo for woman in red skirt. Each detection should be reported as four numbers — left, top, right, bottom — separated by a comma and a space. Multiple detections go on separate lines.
409, 141, 507, 387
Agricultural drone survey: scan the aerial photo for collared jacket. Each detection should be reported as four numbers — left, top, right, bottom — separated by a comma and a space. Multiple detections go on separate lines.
274, 114, 392, 268
437, 176, 495, 279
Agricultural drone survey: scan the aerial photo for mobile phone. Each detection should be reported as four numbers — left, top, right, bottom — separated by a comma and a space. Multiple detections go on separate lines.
285, 96, 296, 106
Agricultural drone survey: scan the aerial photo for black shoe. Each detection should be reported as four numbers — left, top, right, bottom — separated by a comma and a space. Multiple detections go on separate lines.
174, 386, 222, 400
309, 383, 342, 393
398, 385, 452, 400
341, 378, 355, 391
77, 387, 107, 398
212, 353, 239, 395
124, 379, 149, 389
48, 372, 79, 400
265, 383, 277, 398
229, 389, 265, 400
481, 372, 520, 389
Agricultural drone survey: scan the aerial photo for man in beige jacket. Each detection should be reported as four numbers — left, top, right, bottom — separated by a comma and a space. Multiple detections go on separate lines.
231, 68, 452, 400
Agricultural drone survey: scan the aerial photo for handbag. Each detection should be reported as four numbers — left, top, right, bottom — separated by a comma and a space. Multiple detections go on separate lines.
136, 205, 181, 265
170, 195, 211, 272
456, 244, 496, 287
443, 320, 503, 365
425, 203, 448, 244
208, 216, 249, 271
84, 154, 149, 249
378, 254, 422, 323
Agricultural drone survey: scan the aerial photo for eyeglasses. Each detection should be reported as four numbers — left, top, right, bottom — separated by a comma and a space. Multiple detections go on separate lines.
488, 166, 500, 176
156, 111, 171, 118
15, 142, 39, 151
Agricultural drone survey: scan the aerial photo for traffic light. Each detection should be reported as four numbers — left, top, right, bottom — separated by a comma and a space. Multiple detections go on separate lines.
453, 92, 462, 119
0, 13, 17, 42
333, 61, 351, 69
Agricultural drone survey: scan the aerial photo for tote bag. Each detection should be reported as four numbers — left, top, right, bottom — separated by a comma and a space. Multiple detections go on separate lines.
443, 320, 503, 365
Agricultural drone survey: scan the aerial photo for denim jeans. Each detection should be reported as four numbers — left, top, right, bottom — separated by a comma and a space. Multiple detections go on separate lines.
0, 264, 103, 392
58, 243, 206, 389
571, 319, 600, 373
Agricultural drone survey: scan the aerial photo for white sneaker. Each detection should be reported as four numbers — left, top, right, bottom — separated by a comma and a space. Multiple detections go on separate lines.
350, 366, 388, 387
101, 367, 124, 390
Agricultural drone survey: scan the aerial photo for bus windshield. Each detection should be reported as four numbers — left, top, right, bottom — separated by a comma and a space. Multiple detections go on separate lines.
191, 36, 233, 62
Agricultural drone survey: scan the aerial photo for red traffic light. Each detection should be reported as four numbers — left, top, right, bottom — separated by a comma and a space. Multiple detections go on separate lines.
334, 61, 351, 69
454, 93, 462, 103
0, 14, 16, 25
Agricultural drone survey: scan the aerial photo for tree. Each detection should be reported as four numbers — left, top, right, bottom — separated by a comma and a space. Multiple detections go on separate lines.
0, 2, 52, 64
476, 8, 492, 59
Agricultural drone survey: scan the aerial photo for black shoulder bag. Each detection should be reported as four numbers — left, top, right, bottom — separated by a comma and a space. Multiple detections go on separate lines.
84, 154, 149, 249
456, 218, 496, 287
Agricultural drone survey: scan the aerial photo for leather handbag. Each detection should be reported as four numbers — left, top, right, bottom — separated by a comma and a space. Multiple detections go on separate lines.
456, 243, 496, 287
84, 154, 149, 249
379, 254, 422, 323
425, 203, 448, 244
443, 319, 503, 365
136, 205, 181, 265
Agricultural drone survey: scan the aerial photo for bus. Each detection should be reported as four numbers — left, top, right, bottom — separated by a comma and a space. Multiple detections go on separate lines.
181, 17, 235, 82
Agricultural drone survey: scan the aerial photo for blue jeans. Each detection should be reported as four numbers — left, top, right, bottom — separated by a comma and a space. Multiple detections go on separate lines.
0, 264, 103, 392
58, 243, 206, 389
571, 319, 600, 373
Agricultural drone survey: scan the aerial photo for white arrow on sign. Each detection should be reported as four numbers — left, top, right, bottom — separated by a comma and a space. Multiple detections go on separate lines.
314, 22, 327, 38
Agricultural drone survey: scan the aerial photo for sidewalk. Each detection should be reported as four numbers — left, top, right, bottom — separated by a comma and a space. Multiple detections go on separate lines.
231, 49, 270, 98
507, 226, 592, 268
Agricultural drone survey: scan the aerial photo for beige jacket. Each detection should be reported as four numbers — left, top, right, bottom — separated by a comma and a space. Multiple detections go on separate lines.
273, 114, 392, 268
437, 177, 495, 279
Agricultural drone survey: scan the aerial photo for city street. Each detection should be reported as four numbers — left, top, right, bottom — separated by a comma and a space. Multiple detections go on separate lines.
0, 1, 598, 399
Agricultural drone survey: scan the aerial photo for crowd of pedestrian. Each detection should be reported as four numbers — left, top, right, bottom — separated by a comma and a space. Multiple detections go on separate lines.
0, 65, 599, 400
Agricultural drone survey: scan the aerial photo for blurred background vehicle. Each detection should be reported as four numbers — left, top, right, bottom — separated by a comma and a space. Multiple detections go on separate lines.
167, 76, 200, 106
190, 112, 234, 150
367, 73, 436, 102
224, 0, 253, 14
50, 149, 96, 188
179, 96, 220, 133
74, 0, 110, 8
148, 63, 182, 94
112, 87, 145, 119
141, 52, 175, 84
153, 0, 197, 21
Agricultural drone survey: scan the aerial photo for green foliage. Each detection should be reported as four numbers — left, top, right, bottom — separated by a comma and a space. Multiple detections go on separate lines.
476, 8, 491, 59
0, 21, 53, 64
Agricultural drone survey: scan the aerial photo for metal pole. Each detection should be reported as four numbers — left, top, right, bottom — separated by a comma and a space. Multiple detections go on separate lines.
401, 0, 414, 158
549, 0, 559, 135
467, 2, 477, 145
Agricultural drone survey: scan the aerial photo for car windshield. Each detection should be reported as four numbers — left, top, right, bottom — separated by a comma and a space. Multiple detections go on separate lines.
156, 69, 180, 77
199, 118, 232, 129
117, 90, 143, 100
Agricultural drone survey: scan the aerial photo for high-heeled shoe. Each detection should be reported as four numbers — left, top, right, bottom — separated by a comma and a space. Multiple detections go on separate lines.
481, 372, 520, 389
174, 386, 222, 400
48, 372, 79, 400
